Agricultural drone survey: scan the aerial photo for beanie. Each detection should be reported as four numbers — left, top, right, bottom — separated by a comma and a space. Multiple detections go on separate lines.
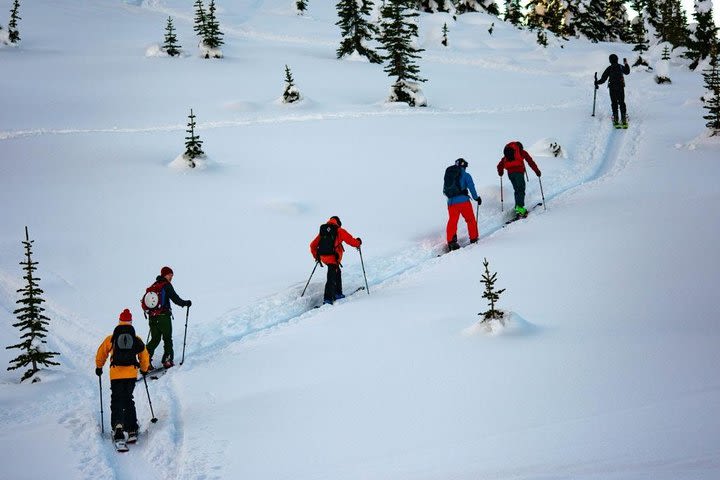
609, 54, 618, 64
160, 266, 174, 277
119, 309, 133, 323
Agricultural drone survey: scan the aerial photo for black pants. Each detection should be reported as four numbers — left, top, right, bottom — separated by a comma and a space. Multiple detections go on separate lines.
508, 171, 526, 208
609, 86, 627, 122
324, 263, 343, 303
110, 378, 138, 432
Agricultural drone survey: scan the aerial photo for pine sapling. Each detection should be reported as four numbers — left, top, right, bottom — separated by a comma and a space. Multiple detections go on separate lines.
296, 0, 308, 15
282, 65, 302, 103
184, 108, 205, 167
488, 22, 494, 35
163, 17, 182, 57
655, 46, 672, 84
8, 0, 20, 44
7, 227, 60, 382
193, 0, 208, 38
202, 0, 224, 57
702, 47, 720, 135
478, 258, 506, 323
441, 22, 448, 47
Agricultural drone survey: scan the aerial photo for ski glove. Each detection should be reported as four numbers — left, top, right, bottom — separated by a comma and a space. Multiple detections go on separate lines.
185, 300, 192, 307
475, 196, 482, 205
356, 238, 362, 246
95, 368, 103, 377
141, 370, 148, 377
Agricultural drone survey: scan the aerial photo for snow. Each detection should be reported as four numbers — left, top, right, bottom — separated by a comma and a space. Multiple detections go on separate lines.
1, 0, 720, 479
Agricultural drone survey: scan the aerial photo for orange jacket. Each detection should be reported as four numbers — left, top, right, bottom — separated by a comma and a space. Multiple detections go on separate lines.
96, 324, 150, 380
309, 217, 361, 265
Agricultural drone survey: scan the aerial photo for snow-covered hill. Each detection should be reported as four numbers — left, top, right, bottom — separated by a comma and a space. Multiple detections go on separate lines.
1, 1, 719, 479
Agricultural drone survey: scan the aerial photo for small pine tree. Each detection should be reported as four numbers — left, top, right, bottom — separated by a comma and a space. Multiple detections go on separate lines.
655, 46, 672, 84
282, 65, 302, 103
503, 0, 524, 27
702, 48, 720, 135
441, 22, 449, 47
488, 22, 494, 35
378, 0, 427, 106
336, 0, 382, 63
662, 45, 671, 60
184, 109, 204, 167
478, 258, 506, 322
203, 0, 224, 53
7, 227, 60, 382
163, 17, 182, 57
8, 0, 20, 44
296, 0, 308, 15
193, 0, 208, 38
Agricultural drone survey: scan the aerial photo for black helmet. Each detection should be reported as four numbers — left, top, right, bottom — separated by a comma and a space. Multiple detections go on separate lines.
609, 54, 618, 64
330, 215, 342, 227
455, 158, 468, 168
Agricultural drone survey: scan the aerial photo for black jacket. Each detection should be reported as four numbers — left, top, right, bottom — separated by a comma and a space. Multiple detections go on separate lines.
154, 276, 189, 314
597, 62, 630, 90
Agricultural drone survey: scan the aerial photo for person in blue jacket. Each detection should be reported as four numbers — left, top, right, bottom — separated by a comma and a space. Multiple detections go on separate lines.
443, 158, 482, 251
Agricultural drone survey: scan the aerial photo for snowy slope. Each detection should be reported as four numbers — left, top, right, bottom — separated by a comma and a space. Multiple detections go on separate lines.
1, 0, 719, 479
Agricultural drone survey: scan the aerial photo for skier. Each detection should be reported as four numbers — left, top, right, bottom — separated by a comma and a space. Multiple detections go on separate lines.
444, 158, 482, 251
145, 266, 191, 369
595, 54, 631, 128
309, 216, 362, 305
95, 309, 150, 449
497, 142, 541, 219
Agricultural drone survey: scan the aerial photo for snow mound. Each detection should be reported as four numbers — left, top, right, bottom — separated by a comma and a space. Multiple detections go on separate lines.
145, 44, 167, 57
463, 310, 539, 337
199, 43, 223, 59
527, 137, 565, 158
168, 152, 211, 171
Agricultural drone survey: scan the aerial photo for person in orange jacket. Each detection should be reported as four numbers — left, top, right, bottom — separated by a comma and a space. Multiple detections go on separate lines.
309, 216, 362, 305
96, 309, 150, 444
497, 141, 541, 218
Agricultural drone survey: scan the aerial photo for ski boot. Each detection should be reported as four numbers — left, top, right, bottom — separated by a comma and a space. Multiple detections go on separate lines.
447, 234, 460, 252
514, 206, 528, 219
113, 424, 128, 452
612, 116, 621, 129
621, 116, 628, 129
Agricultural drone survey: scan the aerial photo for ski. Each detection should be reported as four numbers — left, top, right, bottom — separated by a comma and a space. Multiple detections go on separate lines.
126, 431, 138, 444
314, 286, 366, 309
135, 367, 169, 383
113, 436, 129, 452
503, 202, 543, 226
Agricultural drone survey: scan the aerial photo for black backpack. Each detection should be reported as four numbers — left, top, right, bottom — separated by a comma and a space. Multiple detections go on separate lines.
110, 324, 143, 367
317, 223, 339, 257
443, 165, 467, 198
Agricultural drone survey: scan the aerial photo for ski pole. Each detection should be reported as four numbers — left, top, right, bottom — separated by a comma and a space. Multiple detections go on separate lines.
301, 261, 320, 297
180, 306, 189, 366
143, 375, 158, 424
500, 176, 504, 212
538, 176, 546, 210
592, 72, 598, 117
358, 246, 370, 294
476, 202, 480, 224
98, 375, 105, 434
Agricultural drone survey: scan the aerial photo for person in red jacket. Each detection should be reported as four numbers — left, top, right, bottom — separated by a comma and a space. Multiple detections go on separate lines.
309, 216, 362, 305
497, 141, 541, 218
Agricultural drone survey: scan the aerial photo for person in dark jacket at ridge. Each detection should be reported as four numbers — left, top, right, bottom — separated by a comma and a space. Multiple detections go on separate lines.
595, 54, 631, 128
145, 266, 191, 369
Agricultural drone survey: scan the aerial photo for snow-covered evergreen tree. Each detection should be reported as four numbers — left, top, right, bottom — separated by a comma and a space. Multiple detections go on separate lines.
478, 258, 506, 322
655, 45, 673, 83
336, 0, 382, 63
202, 0, 224, 58
282, 65, 302, 103
418, 0, 455, 12
456, 0, 499, 16
378, 0, 427, 106
8, 0, 20, 44
6, 227, 60, 383
605, 0, 632, 42
631, 12, 650, 67
441, 22, 449, 46
526, 0, 568, 41
296, 0, 308, 15
193, 0, 208, 38
184, 109, 205, 167
572, 0, 607, 42
163, 17, 182, 57
702, 47, 720, 134
503, 0, 524, 27
686, 0, 718, 70
654, 0, 689, 47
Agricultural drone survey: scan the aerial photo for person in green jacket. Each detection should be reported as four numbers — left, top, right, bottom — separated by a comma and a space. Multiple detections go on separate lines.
145, 266, 191, 369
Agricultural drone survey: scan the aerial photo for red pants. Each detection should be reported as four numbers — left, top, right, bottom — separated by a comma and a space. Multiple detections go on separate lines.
446, 201, 478, 243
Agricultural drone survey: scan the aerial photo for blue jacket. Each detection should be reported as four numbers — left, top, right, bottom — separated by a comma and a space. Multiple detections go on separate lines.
447, 169, 479, 206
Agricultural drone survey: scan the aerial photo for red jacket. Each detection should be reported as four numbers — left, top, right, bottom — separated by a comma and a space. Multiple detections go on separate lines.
309, 217, 361, 265
497, 142, 541, 176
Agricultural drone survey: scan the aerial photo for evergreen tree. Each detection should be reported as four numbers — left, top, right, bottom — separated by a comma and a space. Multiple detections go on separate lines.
456, 0, 499, 16
282, 65, 302, 103
662, 45, 671, 60
686, 0, 718, 70
336, 0, 382, 63
526, 0, 567, 40
573, 0, 608, 42
163, 17, 182, 57
203, 0, 225, 51
488, 21, 494, 34
702, 47, 720, 134
184, 109, 204, 167
605, 0, 632, 42
503, 0, 524, 27
378, 0, 427, 106
7, 227, 60, 382
655, 45, 673, 83
631, 11, 650, 67
193, 0, 208, 38
8, 0, 20, 44
441, 22, 449, 46
655, 0, 689, 47
296, 0, 308, 15
418, 0, 454, 12
478, 258, 506, 322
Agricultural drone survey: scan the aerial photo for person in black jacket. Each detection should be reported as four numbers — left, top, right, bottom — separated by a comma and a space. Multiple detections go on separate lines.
145, 266, 191, 369
595, 54, 631, 127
